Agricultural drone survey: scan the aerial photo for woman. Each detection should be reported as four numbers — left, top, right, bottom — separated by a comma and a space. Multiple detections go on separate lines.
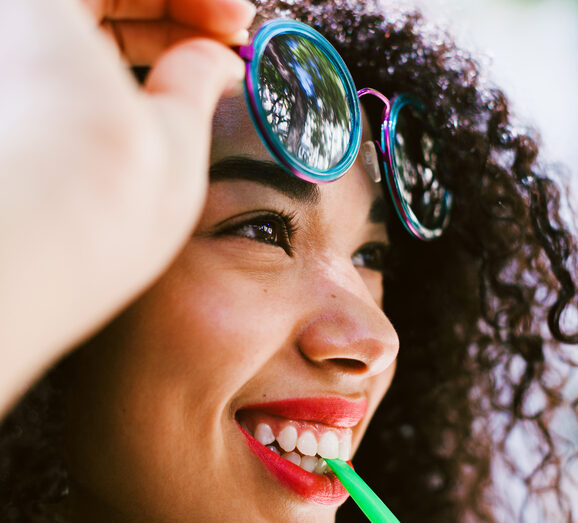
1, 0, 577, 521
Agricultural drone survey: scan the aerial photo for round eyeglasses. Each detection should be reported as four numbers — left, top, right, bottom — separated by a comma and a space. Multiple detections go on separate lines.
238, 19, 452, 240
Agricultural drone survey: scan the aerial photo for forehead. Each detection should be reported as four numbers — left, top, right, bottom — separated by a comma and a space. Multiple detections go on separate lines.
210, 95, 375, 170
209, 96, 386, 234
210, 96, 269, 163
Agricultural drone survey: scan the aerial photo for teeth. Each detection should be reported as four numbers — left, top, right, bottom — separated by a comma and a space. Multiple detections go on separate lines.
339, 434, 352, 461
314, 458, 329, 474
277, 425, 298, 452
318, 431, 340, 459
282, 451, 301, 466
296, 430, 318, 456
299, 455, 318, 473
254, 423, 275, 446
246, 417, 352, 467
280, 453, 330, 476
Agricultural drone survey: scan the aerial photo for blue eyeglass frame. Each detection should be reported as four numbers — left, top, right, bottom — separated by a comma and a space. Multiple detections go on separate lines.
238, 18, 452, 240
361, 89, 453, 240
239, 19, 362, 183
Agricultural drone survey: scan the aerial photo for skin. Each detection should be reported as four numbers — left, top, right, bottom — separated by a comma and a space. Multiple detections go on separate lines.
0, 0, 254, 416
61, 97, 399, 522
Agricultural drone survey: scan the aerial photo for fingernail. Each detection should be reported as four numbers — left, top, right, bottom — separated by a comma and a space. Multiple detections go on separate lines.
221, 28, 250, 46
235, 0, 257, 25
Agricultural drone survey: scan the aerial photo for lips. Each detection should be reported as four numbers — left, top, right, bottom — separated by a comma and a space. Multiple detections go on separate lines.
236, 397, 366, 505
241, 397, 367, 428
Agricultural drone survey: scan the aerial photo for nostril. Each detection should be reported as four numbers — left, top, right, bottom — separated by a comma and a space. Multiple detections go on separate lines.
297, 306, 398, 377
329, 358, 367, 372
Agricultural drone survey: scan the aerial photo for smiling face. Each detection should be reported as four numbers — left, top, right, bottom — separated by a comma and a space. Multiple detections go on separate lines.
61, 96, 400, 522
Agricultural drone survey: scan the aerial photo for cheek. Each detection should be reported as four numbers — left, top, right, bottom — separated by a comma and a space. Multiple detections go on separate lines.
358, 361, 397, 443
373, 361, 397, 402
358, 268, 384, 306
130, 255, 292, 401
62, 255, 296, 516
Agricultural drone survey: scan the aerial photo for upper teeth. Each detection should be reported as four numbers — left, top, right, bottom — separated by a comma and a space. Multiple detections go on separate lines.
253, 421, 352, 462
278, 425, 298, 452
254, 423, 275, 446
297, 430, 317, 456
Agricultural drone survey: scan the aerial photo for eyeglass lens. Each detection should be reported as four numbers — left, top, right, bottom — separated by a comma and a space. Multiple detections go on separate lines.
258, 33, 353, 171
253, 26, 449, 238
392, 105, 447, 230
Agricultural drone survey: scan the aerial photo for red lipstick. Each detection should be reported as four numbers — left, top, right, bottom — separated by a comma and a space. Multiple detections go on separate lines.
239, 424, 349, 505
240, 396, 367, 428
237, 397, 366, 505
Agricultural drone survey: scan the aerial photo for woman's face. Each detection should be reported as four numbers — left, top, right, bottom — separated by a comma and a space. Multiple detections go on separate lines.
63, 96, 399, 522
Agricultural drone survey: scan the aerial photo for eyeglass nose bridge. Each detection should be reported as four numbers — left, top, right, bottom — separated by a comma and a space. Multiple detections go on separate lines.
356, 86, 393, 160
357, 87, 392, 176
358, 88, 392, 126
238, 18, 452, 240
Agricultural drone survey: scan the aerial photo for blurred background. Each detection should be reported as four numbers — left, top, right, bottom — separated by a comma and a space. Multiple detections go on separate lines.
381, 0, 578, 519
386, 0, 578, 211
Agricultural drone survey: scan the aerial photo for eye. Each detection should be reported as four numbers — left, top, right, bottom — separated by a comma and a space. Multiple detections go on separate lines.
217, 212, 297, 255
352, 242, 388, 272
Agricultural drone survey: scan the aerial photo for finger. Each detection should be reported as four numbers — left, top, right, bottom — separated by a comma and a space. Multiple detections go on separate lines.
81, 0, 102, 18
139, 40, 244, 249
143, 38, 245, 221
101, 20, 194, 65
146, 37, 244, 122
168, 0, 256, 36
101, 20, 249, 66
99, 0, 256, 35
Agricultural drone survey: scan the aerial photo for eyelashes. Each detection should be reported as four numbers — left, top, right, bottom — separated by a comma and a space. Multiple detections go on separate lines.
214, 210, 388, 272
351, 242, 389, 272
215, 211, 298, 256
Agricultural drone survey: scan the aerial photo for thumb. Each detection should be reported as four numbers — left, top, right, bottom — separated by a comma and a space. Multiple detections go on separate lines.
146, 37, 245, 126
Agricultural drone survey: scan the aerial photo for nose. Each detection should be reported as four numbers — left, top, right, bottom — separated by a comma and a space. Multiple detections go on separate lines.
296, 277, 399, 377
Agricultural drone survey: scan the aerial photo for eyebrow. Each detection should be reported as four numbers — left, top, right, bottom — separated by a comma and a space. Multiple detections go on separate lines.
209, 156, 320, 204
209, 155, 387, 225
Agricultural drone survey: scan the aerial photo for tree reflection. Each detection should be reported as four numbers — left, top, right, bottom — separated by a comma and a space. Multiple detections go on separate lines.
393, 107, 445, 226
259, 34, 352, 170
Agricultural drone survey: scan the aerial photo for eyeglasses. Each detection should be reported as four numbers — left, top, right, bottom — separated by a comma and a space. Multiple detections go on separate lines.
238, 19, 452, 241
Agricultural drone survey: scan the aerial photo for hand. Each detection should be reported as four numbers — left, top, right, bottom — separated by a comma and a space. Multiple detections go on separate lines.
0, 0, 255, 415
87, 0, 255, 63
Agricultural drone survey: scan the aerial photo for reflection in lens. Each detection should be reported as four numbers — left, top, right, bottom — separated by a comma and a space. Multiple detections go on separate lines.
393, 105, 446, 228
258, 33, 352, 171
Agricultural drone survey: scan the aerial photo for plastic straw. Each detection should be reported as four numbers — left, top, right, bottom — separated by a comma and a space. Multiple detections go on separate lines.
325, 458, 400, 523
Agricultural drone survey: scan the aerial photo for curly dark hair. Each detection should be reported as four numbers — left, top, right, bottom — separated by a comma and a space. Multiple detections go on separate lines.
1, 1, 577, 521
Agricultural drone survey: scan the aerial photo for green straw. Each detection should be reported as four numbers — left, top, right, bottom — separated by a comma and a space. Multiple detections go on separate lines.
325, 459, 400, 523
